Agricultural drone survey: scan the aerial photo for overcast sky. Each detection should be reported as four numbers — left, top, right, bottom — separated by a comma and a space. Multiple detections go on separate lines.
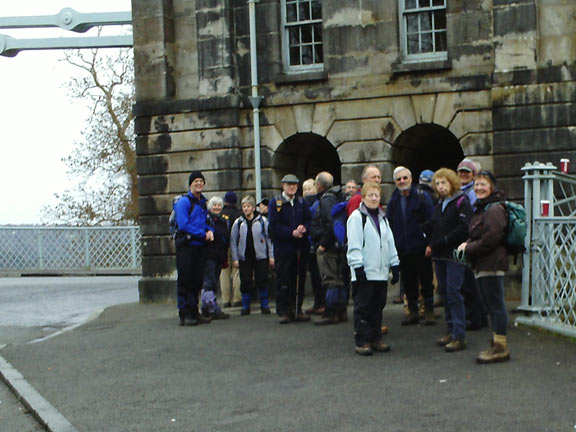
0, 1, 131, 225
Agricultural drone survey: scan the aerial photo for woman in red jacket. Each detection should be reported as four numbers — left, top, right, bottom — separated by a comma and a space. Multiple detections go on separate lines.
457, 171, 511, 364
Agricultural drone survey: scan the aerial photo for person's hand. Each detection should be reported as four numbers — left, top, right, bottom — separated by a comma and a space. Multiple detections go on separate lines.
205, 230, 214, 242
317, 245, 326, 253
233, 260, 239, 269
292, 229, 303, 238
354, 267, 367, 282
269, 258, 275, 268
390, 265, 400, 285
425, 246, 432, 257
457, 242, 467, 252
297, 225, 307, 234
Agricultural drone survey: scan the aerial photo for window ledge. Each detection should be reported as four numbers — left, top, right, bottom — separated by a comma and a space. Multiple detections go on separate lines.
392, 58, 452, 74
275, 70, 328, 85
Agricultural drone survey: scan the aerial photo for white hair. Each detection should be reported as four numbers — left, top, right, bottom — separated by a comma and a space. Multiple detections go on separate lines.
393, 166, 412, 179
207, 196, 223, 210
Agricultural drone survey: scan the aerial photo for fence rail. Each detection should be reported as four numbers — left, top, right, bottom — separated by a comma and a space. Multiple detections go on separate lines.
0, 226, 141, 275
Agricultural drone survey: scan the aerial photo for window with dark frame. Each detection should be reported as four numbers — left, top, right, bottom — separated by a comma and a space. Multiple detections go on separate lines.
282, 0, 323, 72
400, 0, 447, 62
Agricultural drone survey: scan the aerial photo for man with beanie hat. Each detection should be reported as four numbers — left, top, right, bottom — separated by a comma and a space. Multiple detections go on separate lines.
174, 170, 214, 326
220, 191, 243, 307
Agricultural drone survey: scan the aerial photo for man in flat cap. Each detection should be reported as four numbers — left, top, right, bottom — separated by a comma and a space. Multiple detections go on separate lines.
173, 170, 214, 326
267, 174, 312, 324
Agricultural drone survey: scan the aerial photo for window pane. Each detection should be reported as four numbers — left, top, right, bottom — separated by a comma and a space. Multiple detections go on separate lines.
288, 27, 300, 45
299, 2, 311, 21
311, 1, 322, 19
405, 0, 417, 9
432, 0, 445, 6
302, 45, 313, 64
407, 34, 419, 54
419, 0, 430, 7
301, 25, 313, 43
420, 12, 432, 31
314, 44, 323, 63
406, 14, 418, 33
286, 4, 297, 23
290, 46, 300, 65
421, 32, 433, 52
314, 23, 322, 42
435, 31, 447, 52
434, 10, 446, 30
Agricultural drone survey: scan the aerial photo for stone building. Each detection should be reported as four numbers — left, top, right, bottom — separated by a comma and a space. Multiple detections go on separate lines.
132, 0, 576, 302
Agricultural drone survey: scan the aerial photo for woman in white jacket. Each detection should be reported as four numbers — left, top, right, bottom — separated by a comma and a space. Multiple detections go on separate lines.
347, 182, 400, 356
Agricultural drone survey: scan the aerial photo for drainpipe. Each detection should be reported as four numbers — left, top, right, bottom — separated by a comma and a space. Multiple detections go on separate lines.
248, 0, 262, 202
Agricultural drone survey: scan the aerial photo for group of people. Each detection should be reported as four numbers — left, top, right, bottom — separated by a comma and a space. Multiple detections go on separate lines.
173, 159, 512, 364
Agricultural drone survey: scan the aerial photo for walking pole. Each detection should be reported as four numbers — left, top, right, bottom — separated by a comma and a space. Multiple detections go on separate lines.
295, 249, 301, 318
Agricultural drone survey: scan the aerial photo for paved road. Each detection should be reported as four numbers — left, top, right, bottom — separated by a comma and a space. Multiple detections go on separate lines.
0, 276, 139, 345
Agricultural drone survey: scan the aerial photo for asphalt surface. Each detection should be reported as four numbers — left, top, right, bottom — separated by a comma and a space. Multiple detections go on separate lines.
1, 295, 576, 432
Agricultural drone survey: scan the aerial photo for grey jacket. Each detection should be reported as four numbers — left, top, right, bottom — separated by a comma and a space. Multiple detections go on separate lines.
230, 214, 273, 261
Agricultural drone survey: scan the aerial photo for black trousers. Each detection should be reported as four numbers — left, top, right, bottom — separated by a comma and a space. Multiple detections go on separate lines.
239, 257, 269, 295
353, 280, 388, 346
462, 267, 487, 328
176, 244, 205, 319
275, 252, 307, 317
307, 250, 324, 309
400, 252, 434, 313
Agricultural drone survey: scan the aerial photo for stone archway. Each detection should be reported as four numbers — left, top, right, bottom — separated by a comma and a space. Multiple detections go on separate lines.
272, 132, 341, 187
392, 123, 463, 179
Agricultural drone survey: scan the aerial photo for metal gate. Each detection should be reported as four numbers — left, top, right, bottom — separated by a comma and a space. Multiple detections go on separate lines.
516, 162, 576, 338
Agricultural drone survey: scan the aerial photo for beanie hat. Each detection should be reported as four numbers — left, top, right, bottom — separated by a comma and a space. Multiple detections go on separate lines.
224, 191, 238, 205
188, 170, 205, 185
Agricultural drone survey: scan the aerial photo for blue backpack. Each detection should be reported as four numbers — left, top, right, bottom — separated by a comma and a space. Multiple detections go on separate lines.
330, 201, 349, 248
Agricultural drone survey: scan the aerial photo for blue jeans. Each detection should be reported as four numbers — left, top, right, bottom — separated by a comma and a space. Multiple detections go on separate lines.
435, 260, 466, 341
476, 276, 508, 335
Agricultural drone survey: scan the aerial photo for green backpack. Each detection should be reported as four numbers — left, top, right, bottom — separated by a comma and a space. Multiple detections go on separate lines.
486, 201, 527, 253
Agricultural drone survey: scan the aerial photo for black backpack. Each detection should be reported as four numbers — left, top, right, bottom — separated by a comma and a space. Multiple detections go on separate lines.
169, 194, 195, 240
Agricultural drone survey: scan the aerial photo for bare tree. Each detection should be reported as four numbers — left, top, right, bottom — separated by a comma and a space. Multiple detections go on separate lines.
43, 47, 136, 226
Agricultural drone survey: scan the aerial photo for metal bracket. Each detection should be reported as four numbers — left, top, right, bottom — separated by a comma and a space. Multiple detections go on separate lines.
249, 96, 263, 109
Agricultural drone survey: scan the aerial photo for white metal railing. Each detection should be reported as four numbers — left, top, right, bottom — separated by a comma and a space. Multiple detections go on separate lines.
517, 162, 576, 337
0, 226, 141, 274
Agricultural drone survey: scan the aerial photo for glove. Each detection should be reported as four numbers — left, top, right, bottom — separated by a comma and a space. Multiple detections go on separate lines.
390, 265, 400, 285
354, 267, 367, 282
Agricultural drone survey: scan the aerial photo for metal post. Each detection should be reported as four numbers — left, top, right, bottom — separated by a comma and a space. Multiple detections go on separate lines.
520, 163, 533, 310
248, 0, 262, 202
84, 229, 91, 270
131, 227, 138, 269
37, 229, 44, 269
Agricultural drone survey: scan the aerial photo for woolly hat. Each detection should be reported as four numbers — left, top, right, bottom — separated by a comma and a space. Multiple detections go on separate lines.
224, 191, 238, 204
457, 159, 477, 174
188, 170, 205, 185
419, 169, 435, 185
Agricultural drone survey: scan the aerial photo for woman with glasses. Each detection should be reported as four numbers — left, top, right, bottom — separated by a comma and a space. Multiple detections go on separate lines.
425, 168, 473, 352
457, 171, 511, 363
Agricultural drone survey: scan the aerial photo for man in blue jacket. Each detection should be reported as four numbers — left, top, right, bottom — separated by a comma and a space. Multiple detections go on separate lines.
268, 174, 312, 324
386, 166, 436, 326
174, 170, 214, 326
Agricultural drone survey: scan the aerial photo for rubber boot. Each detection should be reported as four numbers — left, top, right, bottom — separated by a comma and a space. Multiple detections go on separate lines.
477, 334, 510, 364
259, 288, 271, 314
241, 293, 251, 315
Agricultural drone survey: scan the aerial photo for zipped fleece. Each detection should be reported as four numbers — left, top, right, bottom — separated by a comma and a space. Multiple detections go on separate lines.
346, 203, 400, 282
230, 214, 274, 261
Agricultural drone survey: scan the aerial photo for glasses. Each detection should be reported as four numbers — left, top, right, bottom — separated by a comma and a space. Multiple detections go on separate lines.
395, 176, 409, 181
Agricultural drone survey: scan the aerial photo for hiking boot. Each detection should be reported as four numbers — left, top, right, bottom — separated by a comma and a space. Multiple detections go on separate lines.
437, 334, 452, 346
179, 317, 198, 327
355, 344, 373, 356
381, 325, 389, 335
445, 339, 466, 352
392, 296, 404, 304
278, 315, 291, 324
201, 308, 210, 318
222, 302, 231, 308
422, 310, 436, 326
211, 311, 230, 320
477, 335, 510, 364
370, 340, 391, 353
305, 306, 325, 315
260, 307, 271, 315
401, 313, 419, 326
240, 309, 250, 316
314, 316, 339, 326
293, 311, 311, 322
338, 311, 348, 323
197, 315, 212, 324
232, 301, 242, 308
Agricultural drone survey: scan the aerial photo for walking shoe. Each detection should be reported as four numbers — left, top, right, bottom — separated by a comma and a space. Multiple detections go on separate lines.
338, 311, 348, 323
232, 301, 242, 308
211, 312, 230, 320
314, 316, 339, 326
222, 302, 232, 308
477, 335, 510, 364
392, 296, 404, 304
401, 313, 419, 326
445, 339, 466, 352
370, 341, 391, 352
355, 344, 373, 356
240, 309, 250, 316
305, 306, 325, 315
179, 317, 198, 326
261, 307, 271, 315
278, 315, 291, 324
422, 311, 436, 326
437, 334, 452, 346
381, 325, 389, 335
201, 308, 210, 318
293, 311, 311, 322
195, 315, 212, 324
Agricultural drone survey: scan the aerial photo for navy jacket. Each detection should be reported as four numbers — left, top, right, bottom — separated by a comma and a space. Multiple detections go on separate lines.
267, 194, 311, 257
386, 186, 435, 255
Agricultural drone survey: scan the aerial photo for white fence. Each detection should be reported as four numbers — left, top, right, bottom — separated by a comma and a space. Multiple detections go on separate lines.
0, 226, 141, 275
516, 162, 576, 338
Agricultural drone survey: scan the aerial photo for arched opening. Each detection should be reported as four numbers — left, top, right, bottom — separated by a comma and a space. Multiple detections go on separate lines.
392, 123, 463, 179
273, 132, 341, 186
